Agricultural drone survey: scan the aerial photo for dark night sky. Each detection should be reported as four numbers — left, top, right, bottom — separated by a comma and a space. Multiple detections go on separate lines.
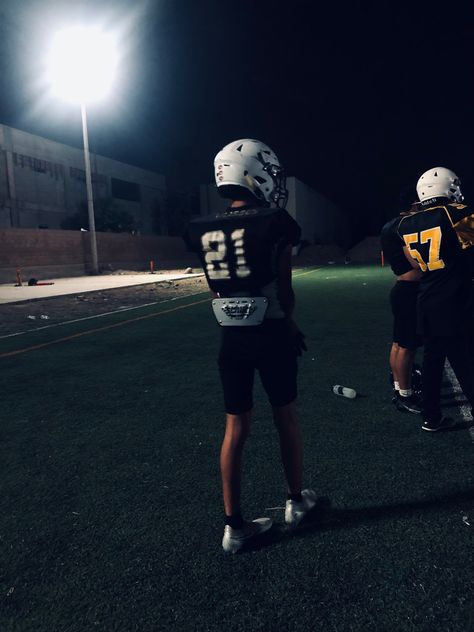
1, 0, 473, 237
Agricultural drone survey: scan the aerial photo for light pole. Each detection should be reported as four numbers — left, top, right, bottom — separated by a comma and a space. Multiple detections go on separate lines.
80, 102, 99, 273
47, 26, 118, 274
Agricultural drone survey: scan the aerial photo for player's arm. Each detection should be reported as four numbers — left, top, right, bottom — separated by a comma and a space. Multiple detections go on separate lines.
381, 219, 417, 275
402, 245, 422, 271
448, 204, 474, 250
276, 244, 295, 318
276, 244, 307, 355
275, 210, 302, 317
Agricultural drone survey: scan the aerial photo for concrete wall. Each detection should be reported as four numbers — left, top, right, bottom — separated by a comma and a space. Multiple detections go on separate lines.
347, 236, 383, 262
199, 176, 350, 246
0, 124, 166, 234
0, 228, 199, 283
199, 182, 227, 217
291, 178, 350, 246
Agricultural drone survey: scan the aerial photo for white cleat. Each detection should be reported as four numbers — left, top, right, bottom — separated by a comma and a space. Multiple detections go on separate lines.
222, 517, 273, 554
285, 489, 318, 527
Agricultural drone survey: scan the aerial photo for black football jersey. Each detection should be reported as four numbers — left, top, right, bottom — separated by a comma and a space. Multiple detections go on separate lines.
391, 196, 474, 334
381, 215, 414, 276
183, 205, 301, 296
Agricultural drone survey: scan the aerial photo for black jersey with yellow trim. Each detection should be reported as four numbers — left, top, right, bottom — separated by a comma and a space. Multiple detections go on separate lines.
395, 196, 474, 311
183, 205, 301, 296
381, 215, 415, 276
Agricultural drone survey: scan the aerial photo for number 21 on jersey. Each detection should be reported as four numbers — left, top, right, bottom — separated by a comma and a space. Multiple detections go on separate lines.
201, 229, 250, 280
403, 226, 445, 271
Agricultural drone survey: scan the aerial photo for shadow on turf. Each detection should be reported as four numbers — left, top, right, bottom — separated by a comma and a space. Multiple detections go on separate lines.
391, 411, 472, 433
296, 487, 474, 536
442, 399, 470, 410
435, 420, 473, 433
238, 497, 333, 553
238, 486, 474, 552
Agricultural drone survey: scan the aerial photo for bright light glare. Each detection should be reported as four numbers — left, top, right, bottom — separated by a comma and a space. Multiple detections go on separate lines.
47, 27, 118, 103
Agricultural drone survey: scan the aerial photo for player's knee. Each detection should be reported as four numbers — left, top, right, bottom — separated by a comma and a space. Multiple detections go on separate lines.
272, 401, 298, 428
225, 413, 251, 443
398, 346, 416, 358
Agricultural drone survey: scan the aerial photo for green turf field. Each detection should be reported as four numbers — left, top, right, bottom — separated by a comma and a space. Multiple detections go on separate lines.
1, 265, 474, 632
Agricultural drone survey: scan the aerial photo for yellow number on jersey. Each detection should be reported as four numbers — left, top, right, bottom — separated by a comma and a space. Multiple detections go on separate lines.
403, 226, 445, 272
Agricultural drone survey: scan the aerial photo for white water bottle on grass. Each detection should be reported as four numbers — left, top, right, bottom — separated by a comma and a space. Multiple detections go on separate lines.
332, 385, 357, 399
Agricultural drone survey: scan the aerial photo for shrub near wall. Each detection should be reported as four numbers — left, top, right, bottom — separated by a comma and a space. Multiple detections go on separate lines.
0, 228, 199, 283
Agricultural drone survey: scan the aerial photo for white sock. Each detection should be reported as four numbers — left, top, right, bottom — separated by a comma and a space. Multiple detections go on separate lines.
399, 388, 412, 397
394, 381, 400, 391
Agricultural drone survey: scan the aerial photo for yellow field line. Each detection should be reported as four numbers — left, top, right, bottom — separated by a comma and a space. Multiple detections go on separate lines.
0, 267, 321, 359
0, 297, 210, 359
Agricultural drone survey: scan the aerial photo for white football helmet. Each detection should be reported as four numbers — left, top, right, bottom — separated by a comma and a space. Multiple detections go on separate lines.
214, 139, 288, 207
416, 167, 463, 203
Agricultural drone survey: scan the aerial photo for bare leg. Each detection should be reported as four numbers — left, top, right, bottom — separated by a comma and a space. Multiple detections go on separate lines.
273, 401, 303, 495
393, 346, 416, 390
390, 343, 399, 385
220, 411, 251, 516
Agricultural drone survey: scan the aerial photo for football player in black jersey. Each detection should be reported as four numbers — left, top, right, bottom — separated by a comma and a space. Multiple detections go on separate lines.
389, 167, 474, 432
381, 191, 423, 414
184, 139, 317, 552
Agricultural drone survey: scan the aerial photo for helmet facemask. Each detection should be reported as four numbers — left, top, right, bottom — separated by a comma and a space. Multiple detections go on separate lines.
262, 162, 288, 208
447, 177, 463, 203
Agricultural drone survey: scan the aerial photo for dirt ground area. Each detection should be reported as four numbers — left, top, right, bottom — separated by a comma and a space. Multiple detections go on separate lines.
0, 274, 207, 338
0, 252, 336, 338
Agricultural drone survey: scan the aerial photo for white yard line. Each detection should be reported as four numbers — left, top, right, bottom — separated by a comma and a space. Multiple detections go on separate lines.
0, 291, 208, 340
1, 267, 320, 341
445, 361, 474, 444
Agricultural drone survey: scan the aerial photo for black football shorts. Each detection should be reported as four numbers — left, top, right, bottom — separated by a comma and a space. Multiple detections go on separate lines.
390, 280, 421, 349
218, 319, 298, 414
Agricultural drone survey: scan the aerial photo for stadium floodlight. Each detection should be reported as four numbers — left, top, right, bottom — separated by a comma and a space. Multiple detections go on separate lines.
47, 27, 118, 104
46, 27, 119, 274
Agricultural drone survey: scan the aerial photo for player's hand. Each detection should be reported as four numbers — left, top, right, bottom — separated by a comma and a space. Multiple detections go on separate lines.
293, 330, 307, 356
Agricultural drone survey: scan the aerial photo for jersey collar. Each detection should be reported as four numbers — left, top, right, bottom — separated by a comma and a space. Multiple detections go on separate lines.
218, 205, 261, 218
419, 196, 450, 208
